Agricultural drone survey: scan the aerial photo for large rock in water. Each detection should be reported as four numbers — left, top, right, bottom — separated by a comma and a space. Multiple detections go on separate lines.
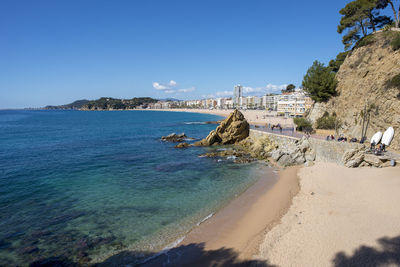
194, 110, 249, 146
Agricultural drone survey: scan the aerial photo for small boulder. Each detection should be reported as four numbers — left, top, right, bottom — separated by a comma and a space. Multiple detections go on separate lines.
271, 149, 284, 161
277, 154, 295, 167
345, 152, 364, 168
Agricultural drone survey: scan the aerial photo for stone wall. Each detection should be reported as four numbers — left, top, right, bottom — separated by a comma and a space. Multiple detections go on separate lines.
250, 129, 364, 165
308, 138, 364, 164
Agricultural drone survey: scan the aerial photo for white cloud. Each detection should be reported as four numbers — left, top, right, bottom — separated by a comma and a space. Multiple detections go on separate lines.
152, 82, 168, 90
153, 81, 196, 94
211, 83, 288, 98
265, 83, 287, 92
215, 90, 233, 97
202, 94, 215, 99
152, 80, 178, 91
177, 87, 195, 93
243, 86, 264, 93
241, 84, 288, 96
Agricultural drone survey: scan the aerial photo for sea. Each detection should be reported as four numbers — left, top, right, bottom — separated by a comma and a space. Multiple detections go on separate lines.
0, 110, 271, 266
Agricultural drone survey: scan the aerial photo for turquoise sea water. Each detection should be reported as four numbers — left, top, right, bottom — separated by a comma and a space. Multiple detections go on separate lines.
0, 110, 267, 266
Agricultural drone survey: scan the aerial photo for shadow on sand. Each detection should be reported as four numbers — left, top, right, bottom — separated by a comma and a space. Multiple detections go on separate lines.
29, 235, 400, 266
29, 242, 274, 267
333, 235, 400, 267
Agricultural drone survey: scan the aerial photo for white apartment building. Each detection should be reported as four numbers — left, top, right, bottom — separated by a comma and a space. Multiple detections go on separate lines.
233, 84, 243, 108
225, 99, 233, 109
277, 91, 312, 117
253, 96, 262, 109
263, 94, 279, 111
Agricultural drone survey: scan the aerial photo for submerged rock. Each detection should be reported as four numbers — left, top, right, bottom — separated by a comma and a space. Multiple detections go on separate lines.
17, 246, 39, 255
194, 110, 249, 146
204, 121, 221, 124
174, 142, 191, 148
199, 148, 254, 164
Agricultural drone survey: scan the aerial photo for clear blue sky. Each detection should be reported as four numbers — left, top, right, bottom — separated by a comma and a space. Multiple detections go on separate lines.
0, 0, 361, 108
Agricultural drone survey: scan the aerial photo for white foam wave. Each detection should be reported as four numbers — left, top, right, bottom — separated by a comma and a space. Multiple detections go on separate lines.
196, 212, 214, 226
184, 122, 206, 125
138, 236, 186, 265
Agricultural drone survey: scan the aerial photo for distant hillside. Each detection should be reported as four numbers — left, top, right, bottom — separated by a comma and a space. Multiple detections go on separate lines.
158, 98, 182, 102
308, 30, 400, 150
44, 100, 90, 110
81, 97, 158, 110
44, 97, 159, 110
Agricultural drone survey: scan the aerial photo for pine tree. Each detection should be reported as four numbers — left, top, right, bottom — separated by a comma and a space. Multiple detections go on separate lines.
338, 0, 392, 49
302, 61, 338, 103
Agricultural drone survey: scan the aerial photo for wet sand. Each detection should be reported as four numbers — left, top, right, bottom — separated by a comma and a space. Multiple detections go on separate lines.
140, 165, 300, 266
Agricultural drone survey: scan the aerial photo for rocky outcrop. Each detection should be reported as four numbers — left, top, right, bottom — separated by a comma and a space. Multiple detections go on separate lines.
161, 133, 195, 142
342, 147, 393, 168
174, 142, 190, 148
307, 102, 330, 124
270, 137, 316, 167
194, 110, 249, 146
307, 31, 400, 150
239, 134, 316, 167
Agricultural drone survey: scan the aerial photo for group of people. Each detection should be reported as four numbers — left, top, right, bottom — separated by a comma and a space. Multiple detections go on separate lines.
326, 134, 348, 142
326, 134, 387, 155
370, 142, 386, 155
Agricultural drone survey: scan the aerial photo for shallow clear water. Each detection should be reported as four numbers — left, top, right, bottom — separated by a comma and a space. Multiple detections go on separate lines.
0, 110, 267, 266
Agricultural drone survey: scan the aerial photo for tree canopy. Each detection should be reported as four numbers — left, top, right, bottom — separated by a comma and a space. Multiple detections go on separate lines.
281, 84, 296, 93
377, 0, 400, 28
338, 0, 392, 49
302, 61, 338, 103
328, 51, 350, 73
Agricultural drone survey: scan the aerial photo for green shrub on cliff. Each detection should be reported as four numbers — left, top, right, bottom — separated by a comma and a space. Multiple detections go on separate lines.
328, 51, 350, 73
386, 73, 400, 88
354, 34, 375, 49
316, 113, 341, 129
391, 33, 400, 50
293, 118, 313, 132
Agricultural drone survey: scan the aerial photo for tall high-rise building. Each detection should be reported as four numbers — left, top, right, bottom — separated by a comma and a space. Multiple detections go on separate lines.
233, 84, 243, 108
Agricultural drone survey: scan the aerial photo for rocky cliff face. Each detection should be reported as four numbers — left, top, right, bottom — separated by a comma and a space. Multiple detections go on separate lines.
308, 31, 400, 150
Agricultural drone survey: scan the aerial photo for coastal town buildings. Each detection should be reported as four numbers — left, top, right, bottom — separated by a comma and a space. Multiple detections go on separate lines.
277, 91, 313, 117
147, 85, 313, 117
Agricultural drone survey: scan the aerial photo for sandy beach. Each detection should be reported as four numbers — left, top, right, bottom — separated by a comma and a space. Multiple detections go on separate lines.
98, 165, 300, 266
135, 109, 400, 267
149, 108, 295, 127
258, 162, 400, 266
